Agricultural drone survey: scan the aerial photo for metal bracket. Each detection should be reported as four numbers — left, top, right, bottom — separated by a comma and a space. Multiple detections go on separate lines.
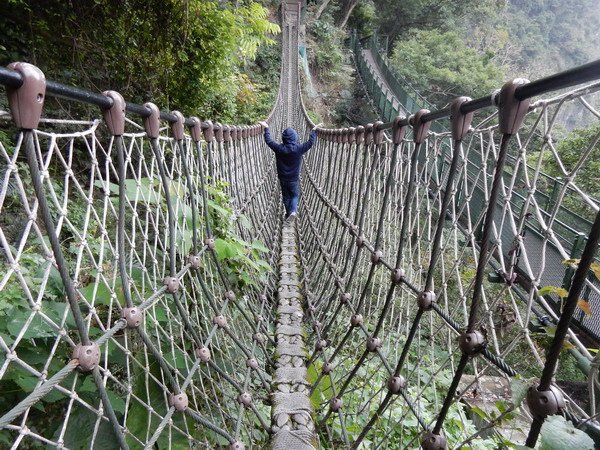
366, 337, 382, 352
188, 116, 202, 142
365, 123, 374, 144
214, 122, 224, 142
170, 111, 185, 141
392, 116, 407, 145
373, 121, 385, 145
355, 125, 365, 144
195, 347, 211, 362
450, 97, 474, 141
143, 102, 160, 139
213, 315, 228, 328
391, 268, 405, 284
7, 62, 46, 130
348, 127, 356, 144
188, 255, 201, 270
411, 110, 431, 144
371, 250, 383, 264
350, 314, 363, 327
237, 392, 252, 407
497, 78, 530, 135
203, 120, 214, 142
526, 385, 565, 418
102, 90, 126, 136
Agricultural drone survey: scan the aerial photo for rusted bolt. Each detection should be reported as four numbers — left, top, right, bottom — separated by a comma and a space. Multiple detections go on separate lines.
253, 333, 265, 344
225, 290, 236, 301
188, 255, 201, 270
169, 392, 188, 412
350, 314, 363, 327
205, 237, 215, 250
526, 385, 565, 418
330, 397, 343, 412
229, 442, 245, 450
418, 291, 436, 310
121, 307, 142, 328
339, 292, 351, 304
237, 392, 252, 408
322, 363, 333, 374
421, 431, 447, 450
213, 315, 227, 328
459, 330, 486, 356
387, 376, 406, 394
72, 343, 101, 372
367, 337, 382, 352
371, 250, 383, 264
391, 268, 405, 284
163, 277, 179, 294
315, 339, 327, 351
246, 358, 258, 370
195, 347, 211, 362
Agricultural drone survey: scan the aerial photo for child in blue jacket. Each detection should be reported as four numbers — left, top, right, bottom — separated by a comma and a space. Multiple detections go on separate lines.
259, 121, 320, 220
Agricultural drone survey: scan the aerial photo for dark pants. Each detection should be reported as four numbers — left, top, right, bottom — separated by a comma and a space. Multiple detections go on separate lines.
279, 179, 300, 217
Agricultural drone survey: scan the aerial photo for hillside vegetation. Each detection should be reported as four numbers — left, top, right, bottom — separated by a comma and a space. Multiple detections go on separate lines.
0, 0, 281, 122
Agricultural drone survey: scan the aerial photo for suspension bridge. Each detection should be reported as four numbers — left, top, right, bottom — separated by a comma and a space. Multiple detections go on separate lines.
1, 0, 600, 448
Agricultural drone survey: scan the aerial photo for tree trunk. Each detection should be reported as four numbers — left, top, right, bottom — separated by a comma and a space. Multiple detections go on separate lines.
314, 0, 332, 20
335, 0, 359, 28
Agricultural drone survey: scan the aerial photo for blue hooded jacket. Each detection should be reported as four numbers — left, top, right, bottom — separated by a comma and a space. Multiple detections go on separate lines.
264, 127, 317, 182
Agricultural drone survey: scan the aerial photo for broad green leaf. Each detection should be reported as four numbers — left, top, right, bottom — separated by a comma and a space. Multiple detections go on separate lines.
470, 406, 488, 419
561, 259, 580, 266
539, 415, 594, 450
510, 378, 531, 407
251, 240, 269, 253
538, 286, 568, 298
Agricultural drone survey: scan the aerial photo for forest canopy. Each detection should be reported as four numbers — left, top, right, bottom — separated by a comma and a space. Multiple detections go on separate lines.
0, 0, 281, 122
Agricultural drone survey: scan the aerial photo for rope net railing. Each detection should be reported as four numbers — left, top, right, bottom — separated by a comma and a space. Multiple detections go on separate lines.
0, 108, 282, 447
1, 0, 600, 448
300, 50, 600, 450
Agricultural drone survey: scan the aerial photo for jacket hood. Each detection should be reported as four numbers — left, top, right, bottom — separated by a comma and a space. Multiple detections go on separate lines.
281, 128, 298, 145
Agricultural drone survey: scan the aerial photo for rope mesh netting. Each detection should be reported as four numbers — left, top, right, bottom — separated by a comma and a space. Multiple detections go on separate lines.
1, 0, 600, 448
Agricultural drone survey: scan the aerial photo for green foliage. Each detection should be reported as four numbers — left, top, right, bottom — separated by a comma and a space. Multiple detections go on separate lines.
0, 152, 270, 444
308, 14, 346, 82
311, 335, 497, 449
541, 123, 600, 222
539, 415, 594, 450
389, 29, 504, 107
0, 0, 280, 121
347, 0, 376, 38
374, 0, 479, 43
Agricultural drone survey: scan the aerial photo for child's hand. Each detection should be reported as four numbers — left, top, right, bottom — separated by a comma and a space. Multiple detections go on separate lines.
259, 121, 269, 129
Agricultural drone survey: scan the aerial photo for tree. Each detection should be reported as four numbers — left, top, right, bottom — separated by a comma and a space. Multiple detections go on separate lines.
335, 0, 360, 28
0, 0, 280, 121
374, 0, 476, 48
389, 29, 503, 107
